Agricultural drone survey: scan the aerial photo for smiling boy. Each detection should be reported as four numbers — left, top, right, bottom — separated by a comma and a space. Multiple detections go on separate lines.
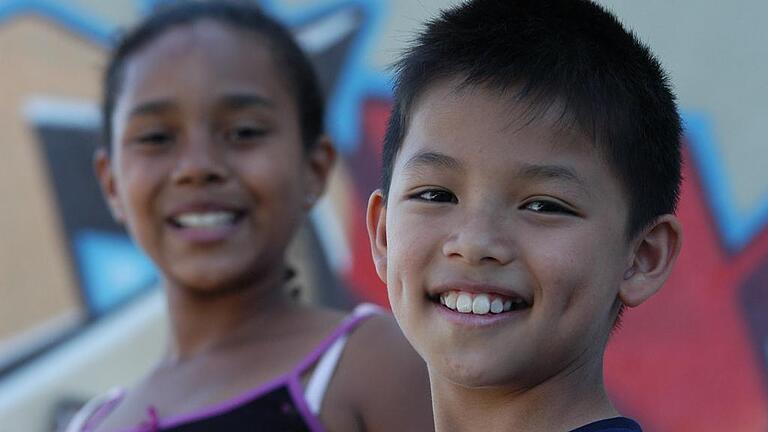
366, 1, 683, 431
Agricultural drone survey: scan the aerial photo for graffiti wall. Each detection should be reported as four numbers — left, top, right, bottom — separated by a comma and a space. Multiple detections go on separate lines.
0, 1, 765, 431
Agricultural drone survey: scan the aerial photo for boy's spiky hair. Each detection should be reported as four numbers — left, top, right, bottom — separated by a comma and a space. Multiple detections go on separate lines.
382, 0, 682, 239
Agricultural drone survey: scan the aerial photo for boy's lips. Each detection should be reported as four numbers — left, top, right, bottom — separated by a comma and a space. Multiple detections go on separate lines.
430, 299, 531, 327
426, 282, 532, 305
426, 282, 533, 320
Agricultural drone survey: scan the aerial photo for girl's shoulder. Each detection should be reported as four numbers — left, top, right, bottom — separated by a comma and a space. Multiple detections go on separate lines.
323, 304, 435, 432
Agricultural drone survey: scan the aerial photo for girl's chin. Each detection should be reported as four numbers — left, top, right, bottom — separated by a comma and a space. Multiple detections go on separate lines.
165, 272, 250, 296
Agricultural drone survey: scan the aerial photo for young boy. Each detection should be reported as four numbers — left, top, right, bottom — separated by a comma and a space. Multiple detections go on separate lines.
366, 1, 683, 431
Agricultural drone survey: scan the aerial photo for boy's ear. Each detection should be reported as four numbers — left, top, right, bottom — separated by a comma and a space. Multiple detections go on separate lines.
94, 148, 125, 223
619, 214, 683, 307
303, 135, 336, 209
366, 189, 388, 283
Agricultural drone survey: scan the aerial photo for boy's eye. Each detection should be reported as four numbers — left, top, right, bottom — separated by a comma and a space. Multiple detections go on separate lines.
413, 189, 458, 203
523, 199, 576, 215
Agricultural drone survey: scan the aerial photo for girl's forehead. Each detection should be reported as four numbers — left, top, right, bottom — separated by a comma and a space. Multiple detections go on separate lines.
128, 20, 276, 77
116, 20, 290, 110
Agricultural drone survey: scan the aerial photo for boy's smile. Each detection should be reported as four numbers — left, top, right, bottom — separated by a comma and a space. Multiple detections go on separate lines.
368, 80, 636, 389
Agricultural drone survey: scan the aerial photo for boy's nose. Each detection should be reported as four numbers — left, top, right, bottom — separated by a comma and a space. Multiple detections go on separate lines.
171, 133, 229, 186
441, 211, 515, 266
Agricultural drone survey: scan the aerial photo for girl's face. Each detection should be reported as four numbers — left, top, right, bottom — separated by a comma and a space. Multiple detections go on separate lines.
98, 20, 332, 294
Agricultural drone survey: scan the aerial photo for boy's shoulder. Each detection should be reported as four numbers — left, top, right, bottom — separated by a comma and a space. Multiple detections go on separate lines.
569, 417, 642, 432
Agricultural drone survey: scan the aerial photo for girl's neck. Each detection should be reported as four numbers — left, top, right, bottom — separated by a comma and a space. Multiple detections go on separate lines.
163, 267, 297, 361
430, 355, 618, 432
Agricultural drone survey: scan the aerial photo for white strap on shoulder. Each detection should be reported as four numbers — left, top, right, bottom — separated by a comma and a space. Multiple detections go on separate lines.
304, 333, 349, 414
65, 387, 124, 432
303, 303, 382, 414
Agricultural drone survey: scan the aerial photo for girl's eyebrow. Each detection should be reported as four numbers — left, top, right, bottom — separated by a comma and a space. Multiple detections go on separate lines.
128, 99, 175, 118
218, 93, 276, 110
127, 93, 276, 119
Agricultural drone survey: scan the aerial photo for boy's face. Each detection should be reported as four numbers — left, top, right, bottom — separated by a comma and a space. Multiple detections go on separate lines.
368, 82, 635, 389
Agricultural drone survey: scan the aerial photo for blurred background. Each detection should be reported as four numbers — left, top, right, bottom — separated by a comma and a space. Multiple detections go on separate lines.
0, 0, 765, 430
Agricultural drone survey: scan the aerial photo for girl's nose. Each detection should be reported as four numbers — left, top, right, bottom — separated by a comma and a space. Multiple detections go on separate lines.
170, 133, 228, 186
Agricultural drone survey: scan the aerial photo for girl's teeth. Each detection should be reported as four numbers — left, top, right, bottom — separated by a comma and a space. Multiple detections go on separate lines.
438, 291, 526, 315
176, 211, 236, 228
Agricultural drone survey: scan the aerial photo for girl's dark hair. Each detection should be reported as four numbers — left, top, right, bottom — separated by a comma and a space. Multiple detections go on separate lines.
103, 0, 324, 151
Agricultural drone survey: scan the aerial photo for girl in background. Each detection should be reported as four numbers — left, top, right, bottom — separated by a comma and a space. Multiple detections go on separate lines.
68, 1, 432, 431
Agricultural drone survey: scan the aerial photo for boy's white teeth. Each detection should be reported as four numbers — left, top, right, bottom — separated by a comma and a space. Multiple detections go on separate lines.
175, 211, 236, 228
438, 290, 527, 315
490, 298, 504, 314
456, 293, 473, 313
472, 295, 490, 314
445, 292, 458, 309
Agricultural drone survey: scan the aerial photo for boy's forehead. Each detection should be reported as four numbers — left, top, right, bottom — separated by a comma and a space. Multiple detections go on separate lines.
399, 79, 593, 163
392, 79, 629, 207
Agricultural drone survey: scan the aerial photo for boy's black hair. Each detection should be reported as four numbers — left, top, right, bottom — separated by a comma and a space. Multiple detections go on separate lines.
103, 0, 324, 151
382, 0, 682, 239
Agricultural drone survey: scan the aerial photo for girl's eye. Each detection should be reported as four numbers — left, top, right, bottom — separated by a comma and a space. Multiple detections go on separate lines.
226, 126, 267, 142
136, 131, 172, 145
413, 189, 457, 203
523, 199, 576, 215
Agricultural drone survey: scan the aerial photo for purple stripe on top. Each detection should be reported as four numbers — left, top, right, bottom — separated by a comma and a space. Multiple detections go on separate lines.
153, 373, 290, 430
288, 375, 326, 432
286, 306, 379, 432
108, 304, 379, 432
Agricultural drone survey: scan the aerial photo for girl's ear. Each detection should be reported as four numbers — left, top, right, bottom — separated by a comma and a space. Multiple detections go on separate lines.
619, 214, 683, 307
366, 190, 388, 283
94, 148, 125, 223
303, 136, 336, 209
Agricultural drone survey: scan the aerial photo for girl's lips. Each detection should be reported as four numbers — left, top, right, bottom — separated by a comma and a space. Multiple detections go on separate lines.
167, 212, 245, 244
166, 202, 244, 218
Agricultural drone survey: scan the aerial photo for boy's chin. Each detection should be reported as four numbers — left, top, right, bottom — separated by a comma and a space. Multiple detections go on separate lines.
429, 352, 522, 389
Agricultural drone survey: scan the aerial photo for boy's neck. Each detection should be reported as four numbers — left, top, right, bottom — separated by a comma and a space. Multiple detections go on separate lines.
430, 355, 618, 432
162, 269, 296, 361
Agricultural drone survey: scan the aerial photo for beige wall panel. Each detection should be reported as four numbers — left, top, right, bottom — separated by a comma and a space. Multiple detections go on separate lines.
0, 16, 105, 341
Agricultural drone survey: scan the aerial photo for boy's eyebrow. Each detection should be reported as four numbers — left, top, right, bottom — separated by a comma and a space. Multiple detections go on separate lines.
517, 163, 588, 190
403, 151, 463, 173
